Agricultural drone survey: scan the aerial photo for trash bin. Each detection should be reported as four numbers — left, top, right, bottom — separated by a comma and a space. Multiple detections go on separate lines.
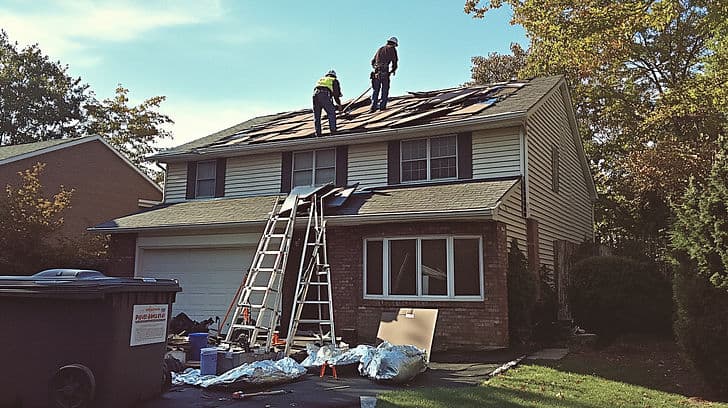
0, 269, 181, 408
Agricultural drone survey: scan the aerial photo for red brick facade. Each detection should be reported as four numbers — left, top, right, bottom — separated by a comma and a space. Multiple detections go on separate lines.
283, 220, 510, 351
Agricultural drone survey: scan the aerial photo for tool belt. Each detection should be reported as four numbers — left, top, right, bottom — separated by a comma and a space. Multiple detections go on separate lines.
313, 87, 331, 96
371, 65, 389, 80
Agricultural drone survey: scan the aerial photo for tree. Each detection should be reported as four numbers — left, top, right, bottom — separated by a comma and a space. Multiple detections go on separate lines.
0, 30, 88, 145
84, 86, 173, 176
466, 0, 728, 256
469, 43, 528, 84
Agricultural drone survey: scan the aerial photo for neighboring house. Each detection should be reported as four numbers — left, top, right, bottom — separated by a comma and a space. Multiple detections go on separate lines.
0, 136, 163, 242
92, 76, 595, 350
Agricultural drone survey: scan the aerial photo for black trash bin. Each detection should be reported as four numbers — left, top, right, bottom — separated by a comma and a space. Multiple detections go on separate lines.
0, 269, 181, 408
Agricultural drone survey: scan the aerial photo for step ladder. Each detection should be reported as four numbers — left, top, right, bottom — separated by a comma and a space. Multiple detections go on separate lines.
285, 194, 336, 355
224, 195, 299, 349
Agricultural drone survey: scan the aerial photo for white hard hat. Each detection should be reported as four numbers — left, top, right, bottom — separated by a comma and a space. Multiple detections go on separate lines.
388, 36, 398, 46
326, 70, 337, 77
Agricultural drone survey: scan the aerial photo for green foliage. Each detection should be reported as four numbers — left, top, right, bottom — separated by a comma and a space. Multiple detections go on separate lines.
532, 265, 559, 343
671, 137, 728, 290
469, 43, 527, 84
673, 257, 728, 396
0, 30, 88, 145
569, 256, 672, 338
0, 163, 108, 275
507, 239, 538, 345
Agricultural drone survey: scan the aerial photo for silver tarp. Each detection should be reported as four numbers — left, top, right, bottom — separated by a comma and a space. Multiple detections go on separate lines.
358, 342, 427, 383
301, 344, 375, 367
171, 357, 306, 388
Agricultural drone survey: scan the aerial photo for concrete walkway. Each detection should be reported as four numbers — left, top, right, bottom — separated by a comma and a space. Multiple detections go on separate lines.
526, 348, 569, 360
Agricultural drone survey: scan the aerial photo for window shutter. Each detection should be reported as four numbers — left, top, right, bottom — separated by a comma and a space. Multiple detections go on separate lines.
335, 146, 348, 186
457, 132, 472, 179
280, 152, 293, 193
185, 161, 197, 199
387, 140, 400, 185
214, 158, 226, 197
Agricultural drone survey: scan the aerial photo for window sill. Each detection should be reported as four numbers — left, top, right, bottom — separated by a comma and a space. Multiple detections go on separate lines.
363, 295, 484, 302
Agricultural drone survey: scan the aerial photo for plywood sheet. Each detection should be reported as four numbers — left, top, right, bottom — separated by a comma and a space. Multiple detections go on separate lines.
377, 308, 438, 362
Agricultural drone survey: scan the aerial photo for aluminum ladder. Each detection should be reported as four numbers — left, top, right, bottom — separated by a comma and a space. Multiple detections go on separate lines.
224, 195, 299, 350
285, 194, 336, 355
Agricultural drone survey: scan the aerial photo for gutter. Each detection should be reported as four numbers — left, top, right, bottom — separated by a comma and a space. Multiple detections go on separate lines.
153, 111, 527, 162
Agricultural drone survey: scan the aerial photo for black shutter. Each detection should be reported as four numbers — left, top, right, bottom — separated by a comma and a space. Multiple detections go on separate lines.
335, 146, 348, 186
185, 161, 197, 199
214, 158, 226, 197
457, 132, 473, 179
280, 152, 293, 193
387, 140, 400, 185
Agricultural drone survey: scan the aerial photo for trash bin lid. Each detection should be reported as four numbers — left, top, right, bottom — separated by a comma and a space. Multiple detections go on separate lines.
0, 270, 181, 299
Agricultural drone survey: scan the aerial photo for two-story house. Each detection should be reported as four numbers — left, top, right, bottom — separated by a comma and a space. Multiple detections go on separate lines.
92, 75, 595, 350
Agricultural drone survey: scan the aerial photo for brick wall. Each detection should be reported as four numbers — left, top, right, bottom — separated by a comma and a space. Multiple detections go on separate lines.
106, 233, 137, 277
295, 220, 510, 351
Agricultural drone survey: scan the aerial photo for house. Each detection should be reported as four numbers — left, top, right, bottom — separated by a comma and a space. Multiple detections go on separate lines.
0, 136, 163, 241
92, 76, 596, 350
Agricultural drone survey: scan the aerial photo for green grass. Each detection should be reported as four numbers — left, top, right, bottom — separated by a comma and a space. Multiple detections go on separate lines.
377, 364, 728, 408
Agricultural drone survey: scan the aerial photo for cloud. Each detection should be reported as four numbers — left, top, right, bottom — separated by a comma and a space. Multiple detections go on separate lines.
158, 98, 300, 148
0, 0, 223, 63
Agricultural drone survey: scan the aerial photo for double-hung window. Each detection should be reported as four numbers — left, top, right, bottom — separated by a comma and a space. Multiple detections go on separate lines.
293, 149, 336, 187
195, 160, 217, 198
364, 236, 483, 300
401, 135, 457, 182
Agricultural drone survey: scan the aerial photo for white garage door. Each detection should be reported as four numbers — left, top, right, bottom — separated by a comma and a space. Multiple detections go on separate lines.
138, 247, 254, 330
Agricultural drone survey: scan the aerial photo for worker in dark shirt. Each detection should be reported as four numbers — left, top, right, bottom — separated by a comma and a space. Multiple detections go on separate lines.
370, 36, 398, 112
312, 70, 343, 137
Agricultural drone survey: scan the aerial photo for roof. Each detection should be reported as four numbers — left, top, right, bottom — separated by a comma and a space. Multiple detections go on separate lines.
153, 76, 564, 160
90, 178, 519, 232
0, 138, 81, 162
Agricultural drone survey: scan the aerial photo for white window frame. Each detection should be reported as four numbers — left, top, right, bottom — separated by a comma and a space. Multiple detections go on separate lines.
195, 160, 216, 198
400, 135, 458, 183
363, 235, 484, 301
292, 149, 336, 187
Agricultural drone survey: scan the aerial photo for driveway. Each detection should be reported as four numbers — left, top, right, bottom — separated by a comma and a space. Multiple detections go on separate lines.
140, 349, 519, 408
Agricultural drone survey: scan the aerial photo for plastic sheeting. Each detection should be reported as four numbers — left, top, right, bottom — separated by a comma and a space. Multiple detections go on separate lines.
301, 344, 374, 368
358, 342, 427, 383
172, 357, 306, 388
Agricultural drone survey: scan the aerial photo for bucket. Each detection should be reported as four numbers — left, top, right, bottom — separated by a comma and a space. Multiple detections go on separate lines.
188, 332, 208, 360
200, 347, 218, 376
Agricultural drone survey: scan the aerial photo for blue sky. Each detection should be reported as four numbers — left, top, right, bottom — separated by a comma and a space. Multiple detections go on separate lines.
1, 0, 527, 147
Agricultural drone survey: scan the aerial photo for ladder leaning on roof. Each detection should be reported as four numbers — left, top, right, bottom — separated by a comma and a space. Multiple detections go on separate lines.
224, 195, 299, 349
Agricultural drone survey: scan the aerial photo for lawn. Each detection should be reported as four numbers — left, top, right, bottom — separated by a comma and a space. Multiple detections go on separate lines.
378, 337, 728, 408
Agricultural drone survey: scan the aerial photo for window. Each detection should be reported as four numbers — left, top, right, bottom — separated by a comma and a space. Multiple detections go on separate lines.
551, 145, 560, 193
293, 149, 336, 187
364, 236, 483, 300
401, 136, 457, 182
195, 160, 216, 198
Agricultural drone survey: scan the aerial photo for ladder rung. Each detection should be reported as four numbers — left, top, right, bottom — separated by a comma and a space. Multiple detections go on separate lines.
297, 319, 333, 324
247, 304, 278, 310
231, 324, 272, 331
266, 233, 287, 238
261, 251, 282, 255
297, 300, 330, 304
251, 267, 281, 273
244, 286, 279, 292
302, 282, 328, 286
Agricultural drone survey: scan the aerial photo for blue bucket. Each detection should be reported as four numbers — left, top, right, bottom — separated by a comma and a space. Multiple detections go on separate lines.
188, 332, 208, 361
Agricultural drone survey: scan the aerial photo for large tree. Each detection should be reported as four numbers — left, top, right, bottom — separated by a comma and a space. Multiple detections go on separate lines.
466, 0, 728, 254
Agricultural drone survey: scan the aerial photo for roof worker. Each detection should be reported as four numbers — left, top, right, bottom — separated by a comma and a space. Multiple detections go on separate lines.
370, 36, 399, 112
313, 70, 343, 137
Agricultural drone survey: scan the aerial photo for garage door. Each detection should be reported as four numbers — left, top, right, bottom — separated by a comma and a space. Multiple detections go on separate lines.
138, 247, 254, 330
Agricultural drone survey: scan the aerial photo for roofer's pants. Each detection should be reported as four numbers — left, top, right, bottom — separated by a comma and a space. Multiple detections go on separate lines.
371, 74, 390, 110
313, 91, 337, 137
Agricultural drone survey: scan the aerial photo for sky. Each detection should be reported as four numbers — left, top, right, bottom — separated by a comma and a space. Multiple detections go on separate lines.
1, 0, 527, 148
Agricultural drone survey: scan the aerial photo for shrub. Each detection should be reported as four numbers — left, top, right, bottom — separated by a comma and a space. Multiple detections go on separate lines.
569, 255, 672, 339
507, 239, 538, 345
673, 258, 728, 396
532, 265, 559, 343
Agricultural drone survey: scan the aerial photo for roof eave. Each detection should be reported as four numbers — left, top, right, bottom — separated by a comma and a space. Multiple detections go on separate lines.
153, 111, 527, 162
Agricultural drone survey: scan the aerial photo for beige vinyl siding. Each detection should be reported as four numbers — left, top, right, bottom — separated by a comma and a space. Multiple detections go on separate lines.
495, 181, 527, 253
526, 89, 594, 268
348, 142, 388, 189
225, 153, 282, 197
472, 127, 522, 180
164, 162, 188, 203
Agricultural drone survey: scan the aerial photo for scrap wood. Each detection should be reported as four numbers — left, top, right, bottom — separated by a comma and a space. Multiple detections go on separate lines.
486, 355, 526, 379
231, 389, 289, 399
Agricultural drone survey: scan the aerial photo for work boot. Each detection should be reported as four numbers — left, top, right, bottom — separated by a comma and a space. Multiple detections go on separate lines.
369, 106, 378, 113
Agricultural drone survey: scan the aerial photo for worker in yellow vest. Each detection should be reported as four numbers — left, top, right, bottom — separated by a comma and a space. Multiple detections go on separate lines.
313, 70, 343, 137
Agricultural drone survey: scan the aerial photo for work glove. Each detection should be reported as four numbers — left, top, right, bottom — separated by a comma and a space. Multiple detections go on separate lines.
391, 70, 396, 76
370, 71, 376, 80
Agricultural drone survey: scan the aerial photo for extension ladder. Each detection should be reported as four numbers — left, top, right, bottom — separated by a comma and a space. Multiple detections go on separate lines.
285, 194, 336, 355
224, 195, 299, 349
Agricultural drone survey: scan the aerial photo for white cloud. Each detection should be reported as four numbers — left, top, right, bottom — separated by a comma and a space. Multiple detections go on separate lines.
158, 99, 299, 149
0, 0, 223, 63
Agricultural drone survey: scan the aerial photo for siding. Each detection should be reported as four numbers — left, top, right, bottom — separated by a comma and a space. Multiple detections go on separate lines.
348, 142, 388, 188
226, 153, 282, 197
165, 162, 188, 203
494, 181, 527, 253
471, 127, 522, 179
526, 89, 594, 268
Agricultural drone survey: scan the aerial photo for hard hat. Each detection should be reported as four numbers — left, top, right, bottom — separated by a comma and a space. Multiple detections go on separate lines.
326, 69, 337, 77
387, 36, 398, 46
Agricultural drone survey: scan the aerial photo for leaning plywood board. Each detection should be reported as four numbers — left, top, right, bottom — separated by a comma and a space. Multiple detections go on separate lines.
377, 308, 438, 362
